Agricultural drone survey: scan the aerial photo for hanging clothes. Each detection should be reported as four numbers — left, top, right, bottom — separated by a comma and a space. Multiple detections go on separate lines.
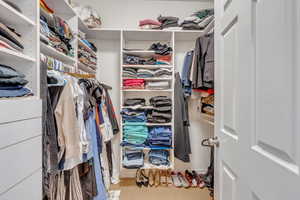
191, 33, 214, 89
174, 73, 191, 162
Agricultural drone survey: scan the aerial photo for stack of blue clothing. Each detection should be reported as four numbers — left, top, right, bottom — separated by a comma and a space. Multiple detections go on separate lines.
123, 149, 144, 169
147, 126, 172, 149
0, 64, 32, 98
149, 149, 169, 166
121, 109, 149, 147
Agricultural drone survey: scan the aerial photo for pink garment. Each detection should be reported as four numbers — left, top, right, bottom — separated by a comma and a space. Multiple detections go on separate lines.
139, 19, 161, 26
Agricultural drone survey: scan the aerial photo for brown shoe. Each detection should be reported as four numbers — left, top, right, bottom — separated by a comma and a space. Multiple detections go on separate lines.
166, 170, 173, 186
148, 169, 155, 187
154, 170, 161, 187
160, 170, 168, 186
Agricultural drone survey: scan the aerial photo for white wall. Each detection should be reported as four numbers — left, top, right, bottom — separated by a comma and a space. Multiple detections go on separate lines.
73, 0, 213, 29
84, 0, 214, 177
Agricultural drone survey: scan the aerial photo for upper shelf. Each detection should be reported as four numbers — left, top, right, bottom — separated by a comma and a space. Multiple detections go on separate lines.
40, 42, 76, 65
0, 0, 36, 27
44, 0, 76, 19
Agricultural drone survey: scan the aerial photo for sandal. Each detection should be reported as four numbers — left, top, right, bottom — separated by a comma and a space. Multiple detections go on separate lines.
135, 169, 143, 187
141, 169, 149, 187
148, 169, 155, 187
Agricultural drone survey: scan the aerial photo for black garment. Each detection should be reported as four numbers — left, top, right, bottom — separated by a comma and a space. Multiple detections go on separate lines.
104, 87, 119, 135
106, 141, 113, 178
124, 98, 146, 106
174, 73, 191, 162
149, 42, 173, 56
192, 34, 214, 89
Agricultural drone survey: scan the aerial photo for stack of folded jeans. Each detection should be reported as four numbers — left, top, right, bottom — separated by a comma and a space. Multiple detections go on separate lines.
147, 126, 172, 148
146, 81, 170, 90
0, 64, 32, 98
123, 79, 145, 89
123, 68, 137, 78
123, 149, 144, 169
124, 98, 146, 107
147, 96, 172, 123
149, 149, 169, 166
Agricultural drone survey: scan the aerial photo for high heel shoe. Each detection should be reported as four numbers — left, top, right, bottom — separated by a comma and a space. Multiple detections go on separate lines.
148, 169, 155, 187
140, 169, 149, 187
154, 170, 161, 187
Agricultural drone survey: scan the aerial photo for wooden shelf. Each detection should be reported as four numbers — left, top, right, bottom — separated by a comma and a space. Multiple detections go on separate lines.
0, 0, 36, 26
40, 42, 76, 65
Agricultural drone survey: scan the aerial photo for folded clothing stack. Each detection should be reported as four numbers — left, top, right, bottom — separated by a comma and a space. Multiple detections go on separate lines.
78, 45, 97, 70
124, 98, 146, 107
123, 149, 144, 169
124, 42, 172, 65
121, 109, 147, 122
155, 55, 172, 65
0, 64, 32, 98
123, 79, 145, 89
124, 54, 156, 65
149, 149, 169, 166
147, 96, 172, 123
40, 1, 74, 57
149, 43, 173, 56
154, 68, 172, 78
123, 68, 137, 78
0, 22, 24, 52
139, 19, 161, 29
123, 122, 148, 146
123, 68, 172, 79
181, 9, 214, 30
146, 81, 170, 90
147, 126, 172, 148
157, 15, 179, 29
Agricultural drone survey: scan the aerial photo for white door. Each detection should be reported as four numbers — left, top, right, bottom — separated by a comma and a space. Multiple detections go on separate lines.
215, 0, 300, 200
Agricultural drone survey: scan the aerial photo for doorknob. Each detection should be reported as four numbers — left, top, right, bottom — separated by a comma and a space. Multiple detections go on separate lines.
201, 137, 220, 147
208, 137, 220, 147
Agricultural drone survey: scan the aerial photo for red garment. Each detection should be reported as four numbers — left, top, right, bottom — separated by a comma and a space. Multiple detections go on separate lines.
139, 19, 161, 26
193, 88, 214, 95
154, 55, 172, 62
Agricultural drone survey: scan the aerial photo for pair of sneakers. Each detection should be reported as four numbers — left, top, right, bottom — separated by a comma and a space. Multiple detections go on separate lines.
171, 170, 205, 188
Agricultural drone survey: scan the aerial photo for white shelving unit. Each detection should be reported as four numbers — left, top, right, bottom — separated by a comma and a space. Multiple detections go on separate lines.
120, 30, 175, 170
39, 0, 98, 75
0, 0, 42, 199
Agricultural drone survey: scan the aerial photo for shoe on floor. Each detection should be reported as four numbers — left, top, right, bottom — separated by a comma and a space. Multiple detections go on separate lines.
171, 171, 182, 188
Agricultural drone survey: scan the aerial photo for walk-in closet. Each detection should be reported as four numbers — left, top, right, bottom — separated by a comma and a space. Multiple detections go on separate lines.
1, 0, 300, 200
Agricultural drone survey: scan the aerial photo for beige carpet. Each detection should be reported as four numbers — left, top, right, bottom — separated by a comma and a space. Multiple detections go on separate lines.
111, 178, 212, 200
